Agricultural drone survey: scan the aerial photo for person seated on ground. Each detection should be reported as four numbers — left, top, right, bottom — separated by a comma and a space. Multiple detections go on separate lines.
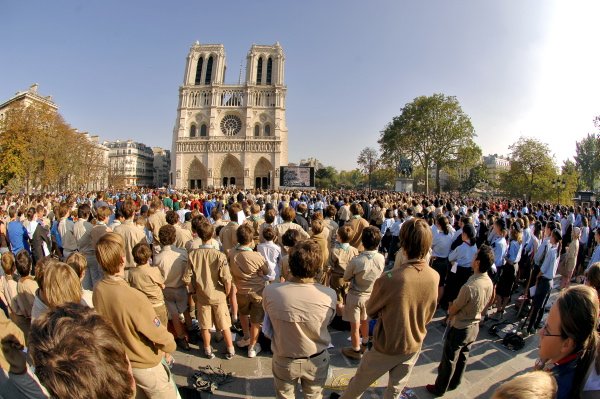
492, 371, 557, 399
28, 303, 135, 399
535, 285, 598, 399
93, 232, 178, 399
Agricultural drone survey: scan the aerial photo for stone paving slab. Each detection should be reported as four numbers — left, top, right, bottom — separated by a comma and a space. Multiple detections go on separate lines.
172, 297, 548, 399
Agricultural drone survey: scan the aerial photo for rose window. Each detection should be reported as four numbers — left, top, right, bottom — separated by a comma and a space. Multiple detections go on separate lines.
220, 115, 242, 136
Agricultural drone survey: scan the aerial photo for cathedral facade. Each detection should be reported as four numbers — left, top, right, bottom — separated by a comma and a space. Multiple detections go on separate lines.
171, 42, 288, 190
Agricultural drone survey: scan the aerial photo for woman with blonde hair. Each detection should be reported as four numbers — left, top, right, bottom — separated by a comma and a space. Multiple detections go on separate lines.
43, 262, 83, 310
493, 371, 557, 399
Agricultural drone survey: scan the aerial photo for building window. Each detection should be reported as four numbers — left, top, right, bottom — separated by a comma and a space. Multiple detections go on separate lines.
194, 57, 203, 85
266, 57, 272, 84
204, 56, 213, 84
256, 57, 263, 85
254, 124, 260, 137
264, 124, 271, 136
200, 124, 207, 137
190, 125, 197, 137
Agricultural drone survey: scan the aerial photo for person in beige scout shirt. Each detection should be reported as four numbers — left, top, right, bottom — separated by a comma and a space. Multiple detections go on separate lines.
346, 203, 370, 252
188, 221, 236, 360
166, 210, 192, 249
342, 226, 385, 360
113, 199, 147, 277
263, 239, 337, 399
426, 244, 494, 396
328, 225, 359, 316
15, 250, 39, 343
220, 203, 243, 253
331, 218, 439, 399
128, 242, 169, 327
155, 224, 192, 352
93, 232, 178, 399
228, 224, 272, 358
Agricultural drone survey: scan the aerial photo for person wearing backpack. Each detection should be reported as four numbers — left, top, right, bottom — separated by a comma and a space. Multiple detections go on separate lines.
426, 244, 494, 396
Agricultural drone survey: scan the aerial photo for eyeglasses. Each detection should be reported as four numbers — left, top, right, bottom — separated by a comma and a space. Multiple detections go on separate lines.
540, 323, 562, 338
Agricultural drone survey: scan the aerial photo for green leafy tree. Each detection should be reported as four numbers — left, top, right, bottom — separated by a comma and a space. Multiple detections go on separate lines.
574, 129, 600, 191
501, 137, 557, 201
461, 163, 489, 192
315, 166, 338, 189
338, 169, 364, 189
379, 93, 476, 193
357, 147, 379, 191
371, 167, 396, 190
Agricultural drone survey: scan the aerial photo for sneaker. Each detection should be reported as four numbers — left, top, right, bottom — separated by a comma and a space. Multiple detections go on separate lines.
204, 348, 215, 359
236, 336, 251, 348
248, 343, 262, 358
225, 351, 235, 360
342, 347, 362, 360
176, 337, 190, 351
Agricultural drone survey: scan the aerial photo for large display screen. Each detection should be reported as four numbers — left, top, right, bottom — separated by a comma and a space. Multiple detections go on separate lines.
280, 166, 315, 187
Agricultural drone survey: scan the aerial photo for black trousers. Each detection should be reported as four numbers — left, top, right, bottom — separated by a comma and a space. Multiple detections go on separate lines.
434, 324, 479, 393
528, 276, 552, 331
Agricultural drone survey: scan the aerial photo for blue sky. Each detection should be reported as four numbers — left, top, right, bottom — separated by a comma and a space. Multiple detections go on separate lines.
2, 1, 599, 170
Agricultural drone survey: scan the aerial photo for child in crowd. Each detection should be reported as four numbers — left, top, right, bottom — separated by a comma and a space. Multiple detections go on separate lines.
188, 221, 236, 359
66, 252, 94, 308
1, 252, 19, 320
15, 250, 39, 342
128, 242, 168, 327
279, 229, 303, 282
342, 227, 385, 360
229, 224, 273, 358
328, 225, 359, 315
493, 371, 557, 399
257, 226, 281, 281
155, 224, 192, 351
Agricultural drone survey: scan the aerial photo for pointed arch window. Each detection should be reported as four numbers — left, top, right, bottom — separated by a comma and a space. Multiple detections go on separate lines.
266, 57, 272, 84
204, 56, 213, 84
194, 57, 203, 85
254, 124, 260, 137
200, 124, 207, 137
190, 125, 197, 137
264, 124, 271, 136
256, 57, 263, 85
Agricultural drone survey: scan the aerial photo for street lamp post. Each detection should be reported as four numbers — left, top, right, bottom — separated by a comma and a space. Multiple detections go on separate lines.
551, 178, 566, 204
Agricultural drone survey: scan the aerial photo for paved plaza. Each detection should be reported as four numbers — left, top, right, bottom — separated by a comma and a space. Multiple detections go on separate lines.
172, 294, 550, 399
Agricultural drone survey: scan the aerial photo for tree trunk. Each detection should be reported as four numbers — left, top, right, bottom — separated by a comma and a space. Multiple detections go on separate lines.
425, 164, 430, 194
435, 166, 441, 194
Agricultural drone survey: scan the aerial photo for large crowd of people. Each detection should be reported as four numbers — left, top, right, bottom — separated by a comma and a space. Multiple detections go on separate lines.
0, 188, 599, 399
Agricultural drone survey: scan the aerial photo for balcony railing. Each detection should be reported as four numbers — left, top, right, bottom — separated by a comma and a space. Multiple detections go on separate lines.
181, 85, 285, 109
